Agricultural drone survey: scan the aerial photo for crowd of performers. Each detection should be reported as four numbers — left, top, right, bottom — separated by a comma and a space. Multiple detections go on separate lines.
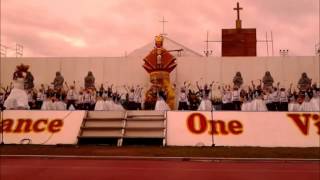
0, 65, 319, 112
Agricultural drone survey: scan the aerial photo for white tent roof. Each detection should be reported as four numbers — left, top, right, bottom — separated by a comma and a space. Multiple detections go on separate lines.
128, 36, 203, 57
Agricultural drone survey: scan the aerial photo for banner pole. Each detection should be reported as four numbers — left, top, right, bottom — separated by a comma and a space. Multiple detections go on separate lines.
210, 110, 215, 147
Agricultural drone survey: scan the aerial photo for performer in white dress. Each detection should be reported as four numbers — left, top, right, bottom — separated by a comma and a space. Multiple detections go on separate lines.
41, 96, 56, 110
94, 96, 105, 111
310, 88, 320, 112
155, 90, 170, 111
110, 93, 125, 111
250, 90, 268, 112
241, 95, 251, 111
288, 95, 300, 112
54, 95, 67, 110
249, 80, 267, 111
4, 64, 30, 110
198, 87, 214, 111
300, 93, 314, 112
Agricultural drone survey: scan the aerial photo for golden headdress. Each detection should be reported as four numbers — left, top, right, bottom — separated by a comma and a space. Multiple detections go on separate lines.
155, 35, 164, 43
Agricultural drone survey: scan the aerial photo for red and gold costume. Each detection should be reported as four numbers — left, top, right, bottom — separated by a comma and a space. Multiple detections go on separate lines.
143, 35, 177, 109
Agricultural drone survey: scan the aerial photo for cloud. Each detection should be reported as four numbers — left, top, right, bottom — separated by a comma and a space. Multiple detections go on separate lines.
1, 0, 319, 57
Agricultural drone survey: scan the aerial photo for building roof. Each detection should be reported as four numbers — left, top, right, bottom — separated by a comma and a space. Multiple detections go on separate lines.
128, 36, 203, 57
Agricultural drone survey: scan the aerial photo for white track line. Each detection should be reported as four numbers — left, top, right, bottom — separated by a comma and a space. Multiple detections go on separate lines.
1, 154, 319, 162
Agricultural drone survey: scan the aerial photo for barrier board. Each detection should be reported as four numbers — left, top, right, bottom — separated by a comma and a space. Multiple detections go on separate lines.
167, 111, 320, 147
0, 110, 86, 145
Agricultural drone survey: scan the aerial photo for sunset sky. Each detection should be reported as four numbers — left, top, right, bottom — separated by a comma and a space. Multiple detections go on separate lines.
1, 0, 319, 57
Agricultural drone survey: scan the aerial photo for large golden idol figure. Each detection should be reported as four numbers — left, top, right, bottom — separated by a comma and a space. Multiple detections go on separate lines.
143, 35, 177, 110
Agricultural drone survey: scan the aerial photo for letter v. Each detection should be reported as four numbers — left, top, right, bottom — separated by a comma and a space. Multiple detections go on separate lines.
287, 114, 310, 135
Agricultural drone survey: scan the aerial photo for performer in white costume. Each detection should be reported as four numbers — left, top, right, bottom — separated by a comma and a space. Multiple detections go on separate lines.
310, 89, 320, 112
54, 98, 67, 110
4, 64, 30, 110
299, 93, 314, 112
288, 95, 300, 112
155, 90, 170, 111
41, 97, 56, 110
198, 85, 214, 111
110, 93, 125, 111
250, 81, 267, 112
94, 96, 105, 111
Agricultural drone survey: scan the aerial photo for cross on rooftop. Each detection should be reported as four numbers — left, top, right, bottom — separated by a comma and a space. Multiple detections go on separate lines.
159, 16, 168, 36
233, 2, 243, 29
233, 2, 243, 20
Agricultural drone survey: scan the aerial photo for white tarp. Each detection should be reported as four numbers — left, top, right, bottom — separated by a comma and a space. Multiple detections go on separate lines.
1, 56, 319, 90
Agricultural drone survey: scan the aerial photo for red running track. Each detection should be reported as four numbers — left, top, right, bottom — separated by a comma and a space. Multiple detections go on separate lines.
0, 157, 319, 180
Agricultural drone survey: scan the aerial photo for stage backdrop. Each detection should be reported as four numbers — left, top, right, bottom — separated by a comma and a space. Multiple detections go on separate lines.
166, 111, 320, 147
0, 110, 86, 145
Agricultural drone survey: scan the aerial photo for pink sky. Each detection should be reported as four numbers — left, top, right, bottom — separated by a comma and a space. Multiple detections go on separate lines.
1, 0, 319, 57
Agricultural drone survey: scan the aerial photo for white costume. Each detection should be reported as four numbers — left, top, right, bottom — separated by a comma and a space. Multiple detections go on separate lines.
222, 91, 232, 104
279, 91, 288, 103
104, 99, 113, 110
241, 101, 251, 111
77, 93, 84, 106
300, 100, 315, 112
179, 92, 189, 103
90, 92, 96, 106
4, 79, 29, 110
94, 99, 105, 111
198, 98, 214, 111
231, 89, 241, 102
310, 97, 320, 112
288, 102, 300, 112
155, 97, 170, 111
41, 99, 56, 110
66, 89, 78, 101
110, 102, 125, 111
36, 91, 46, 102
271, 91, 280, 103
250, 96, 267, 112
83, 92, 91, 104
265, 93, 273, 105
54, 101, 67, 110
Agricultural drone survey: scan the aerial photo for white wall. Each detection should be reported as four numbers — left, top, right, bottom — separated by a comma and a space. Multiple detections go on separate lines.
0, 56, 319, 90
